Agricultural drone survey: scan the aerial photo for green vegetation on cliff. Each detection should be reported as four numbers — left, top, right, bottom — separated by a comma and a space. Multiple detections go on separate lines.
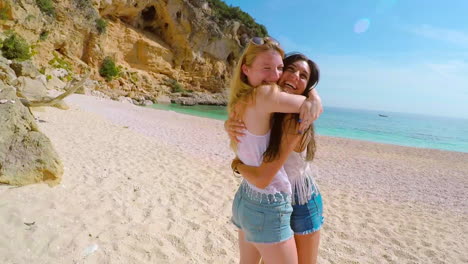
36, 0, 55, 17
166, 78, 185, 93
0, 4, 10, 20
96, 18, 108, 34
99, 57, 120, 81
1, 32, 32, 61
206, 0, 268, 37
48, 52, 73, 80
73, 0, 98, 19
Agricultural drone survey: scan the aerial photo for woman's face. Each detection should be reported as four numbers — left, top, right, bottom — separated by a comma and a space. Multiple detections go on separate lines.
242, 50, 284, 87
278, 60, 310, 95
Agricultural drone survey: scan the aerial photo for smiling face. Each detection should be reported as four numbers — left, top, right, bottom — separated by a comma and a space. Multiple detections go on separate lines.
241, 50, 284, 87
278, 60, 311, 95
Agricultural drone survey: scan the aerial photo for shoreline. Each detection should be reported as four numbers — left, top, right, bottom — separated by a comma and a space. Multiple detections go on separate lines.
0, 94, 466, 263
146, 103, 468, 154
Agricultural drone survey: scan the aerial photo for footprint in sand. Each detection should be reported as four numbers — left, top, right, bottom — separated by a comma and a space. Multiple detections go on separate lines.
186, 220, 201, 231
164, 234, 189, 255
153, 247, 169, 261
337, 231, 350, 240
377, 227, 390, 236
390, 238, 403, 247
421, 240, 432, 247
166, 208, 174, 220
220, 226, 237, 243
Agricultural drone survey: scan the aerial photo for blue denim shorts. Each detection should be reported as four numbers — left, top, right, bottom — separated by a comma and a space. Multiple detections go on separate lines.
291, 192, 324, 235
231, 184, 294, 243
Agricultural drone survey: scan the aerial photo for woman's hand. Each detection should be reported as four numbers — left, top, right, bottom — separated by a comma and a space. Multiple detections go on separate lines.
224, 118, 246, 143
298, 90, 323, 133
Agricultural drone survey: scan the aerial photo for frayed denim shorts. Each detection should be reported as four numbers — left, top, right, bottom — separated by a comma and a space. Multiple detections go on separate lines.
231, 183, 294, 244
291, 192, 324, 235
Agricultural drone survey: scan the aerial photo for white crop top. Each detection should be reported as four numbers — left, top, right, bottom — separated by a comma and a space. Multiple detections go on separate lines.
236, 129, 292, 196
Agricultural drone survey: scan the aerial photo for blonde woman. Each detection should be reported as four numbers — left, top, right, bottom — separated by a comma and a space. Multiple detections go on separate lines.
228, 37, 317, 264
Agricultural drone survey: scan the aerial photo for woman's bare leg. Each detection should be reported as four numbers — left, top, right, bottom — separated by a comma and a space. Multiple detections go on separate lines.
295, 231, 320, 264
239, 230, 262, 264
254, 237, 298, 264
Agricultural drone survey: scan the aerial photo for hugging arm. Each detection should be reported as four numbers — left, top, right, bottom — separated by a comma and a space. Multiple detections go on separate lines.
232, 117, 303, 189
224, 85, 309, 142
257, 85, 321, 133
257, 85, 307, 115
224, 88, 322, 142
298, 89, 323, 132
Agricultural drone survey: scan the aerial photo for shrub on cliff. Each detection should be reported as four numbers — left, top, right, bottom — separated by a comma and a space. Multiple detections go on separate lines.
1, 32, 32, 61
39, 30, 49, 41
74, 0, 93, 9
73, 0, 98, 19
96, 18, 108, 34
48, 52, 73, 80
99, 57, 120, 81
36, 0, 55, 17
0, 4, 10, 20
167, 79, 185, 93
206, 0, 267, 37
48, 52, 72, 72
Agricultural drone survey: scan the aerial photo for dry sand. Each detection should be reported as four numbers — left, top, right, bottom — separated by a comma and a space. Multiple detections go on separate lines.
0, 94, 467, 264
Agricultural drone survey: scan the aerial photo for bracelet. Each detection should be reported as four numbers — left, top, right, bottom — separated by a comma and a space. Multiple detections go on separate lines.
231, 159, 241, 174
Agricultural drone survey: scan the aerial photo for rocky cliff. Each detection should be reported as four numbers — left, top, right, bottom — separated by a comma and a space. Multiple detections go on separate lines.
0, 0, 266, 104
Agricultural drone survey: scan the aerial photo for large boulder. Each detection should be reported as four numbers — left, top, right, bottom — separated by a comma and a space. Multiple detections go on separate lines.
170, 91, 227, 106
45, 74, 67, 90
0, 57, 17, 85
155, 95, 171, 104
77, 78, 99, 94
10, 60, 40, 78
14, 76, 48, 101
171, 97, 196, 106
0, 84, 63, 186
118, 96, 133, 104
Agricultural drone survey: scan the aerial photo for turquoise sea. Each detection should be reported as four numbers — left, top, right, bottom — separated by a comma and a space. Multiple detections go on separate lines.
149, 104, 468, 153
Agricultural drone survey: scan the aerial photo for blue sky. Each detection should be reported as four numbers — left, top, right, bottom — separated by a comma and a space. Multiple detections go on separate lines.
223, 0, 468, 119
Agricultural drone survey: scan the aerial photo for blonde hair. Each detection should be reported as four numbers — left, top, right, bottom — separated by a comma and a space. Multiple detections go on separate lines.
228, 38, 285, 150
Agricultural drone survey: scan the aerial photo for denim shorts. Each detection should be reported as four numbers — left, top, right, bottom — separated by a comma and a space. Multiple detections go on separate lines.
291, 192, 324, 235
231, 184, 294, 243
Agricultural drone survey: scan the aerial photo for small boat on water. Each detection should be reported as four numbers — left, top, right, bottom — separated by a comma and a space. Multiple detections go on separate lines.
378, 114, 388, 117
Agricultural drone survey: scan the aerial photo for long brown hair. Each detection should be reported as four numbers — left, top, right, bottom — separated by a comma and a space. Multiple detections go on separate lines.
263, 53, 320, 162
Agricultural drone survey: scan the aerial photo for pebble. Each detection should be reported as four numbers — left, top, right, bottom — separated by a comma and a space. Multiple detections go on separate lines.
0, 99, 17, 104
82, 243, 99, 257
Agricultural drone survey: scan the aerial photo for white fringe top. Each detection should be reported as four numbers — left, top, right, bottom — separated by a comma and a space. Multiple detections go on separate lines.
283, 150, 319, 205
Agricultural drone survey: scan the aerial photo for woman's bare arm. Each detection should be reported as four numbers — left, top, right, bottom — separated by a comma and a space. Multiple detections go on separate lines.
256, 85, 307, 115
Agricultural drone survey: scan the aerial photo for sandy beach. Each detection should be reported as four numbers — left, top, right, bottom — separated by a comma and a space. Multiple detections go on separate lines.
1, 94, 467, 264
